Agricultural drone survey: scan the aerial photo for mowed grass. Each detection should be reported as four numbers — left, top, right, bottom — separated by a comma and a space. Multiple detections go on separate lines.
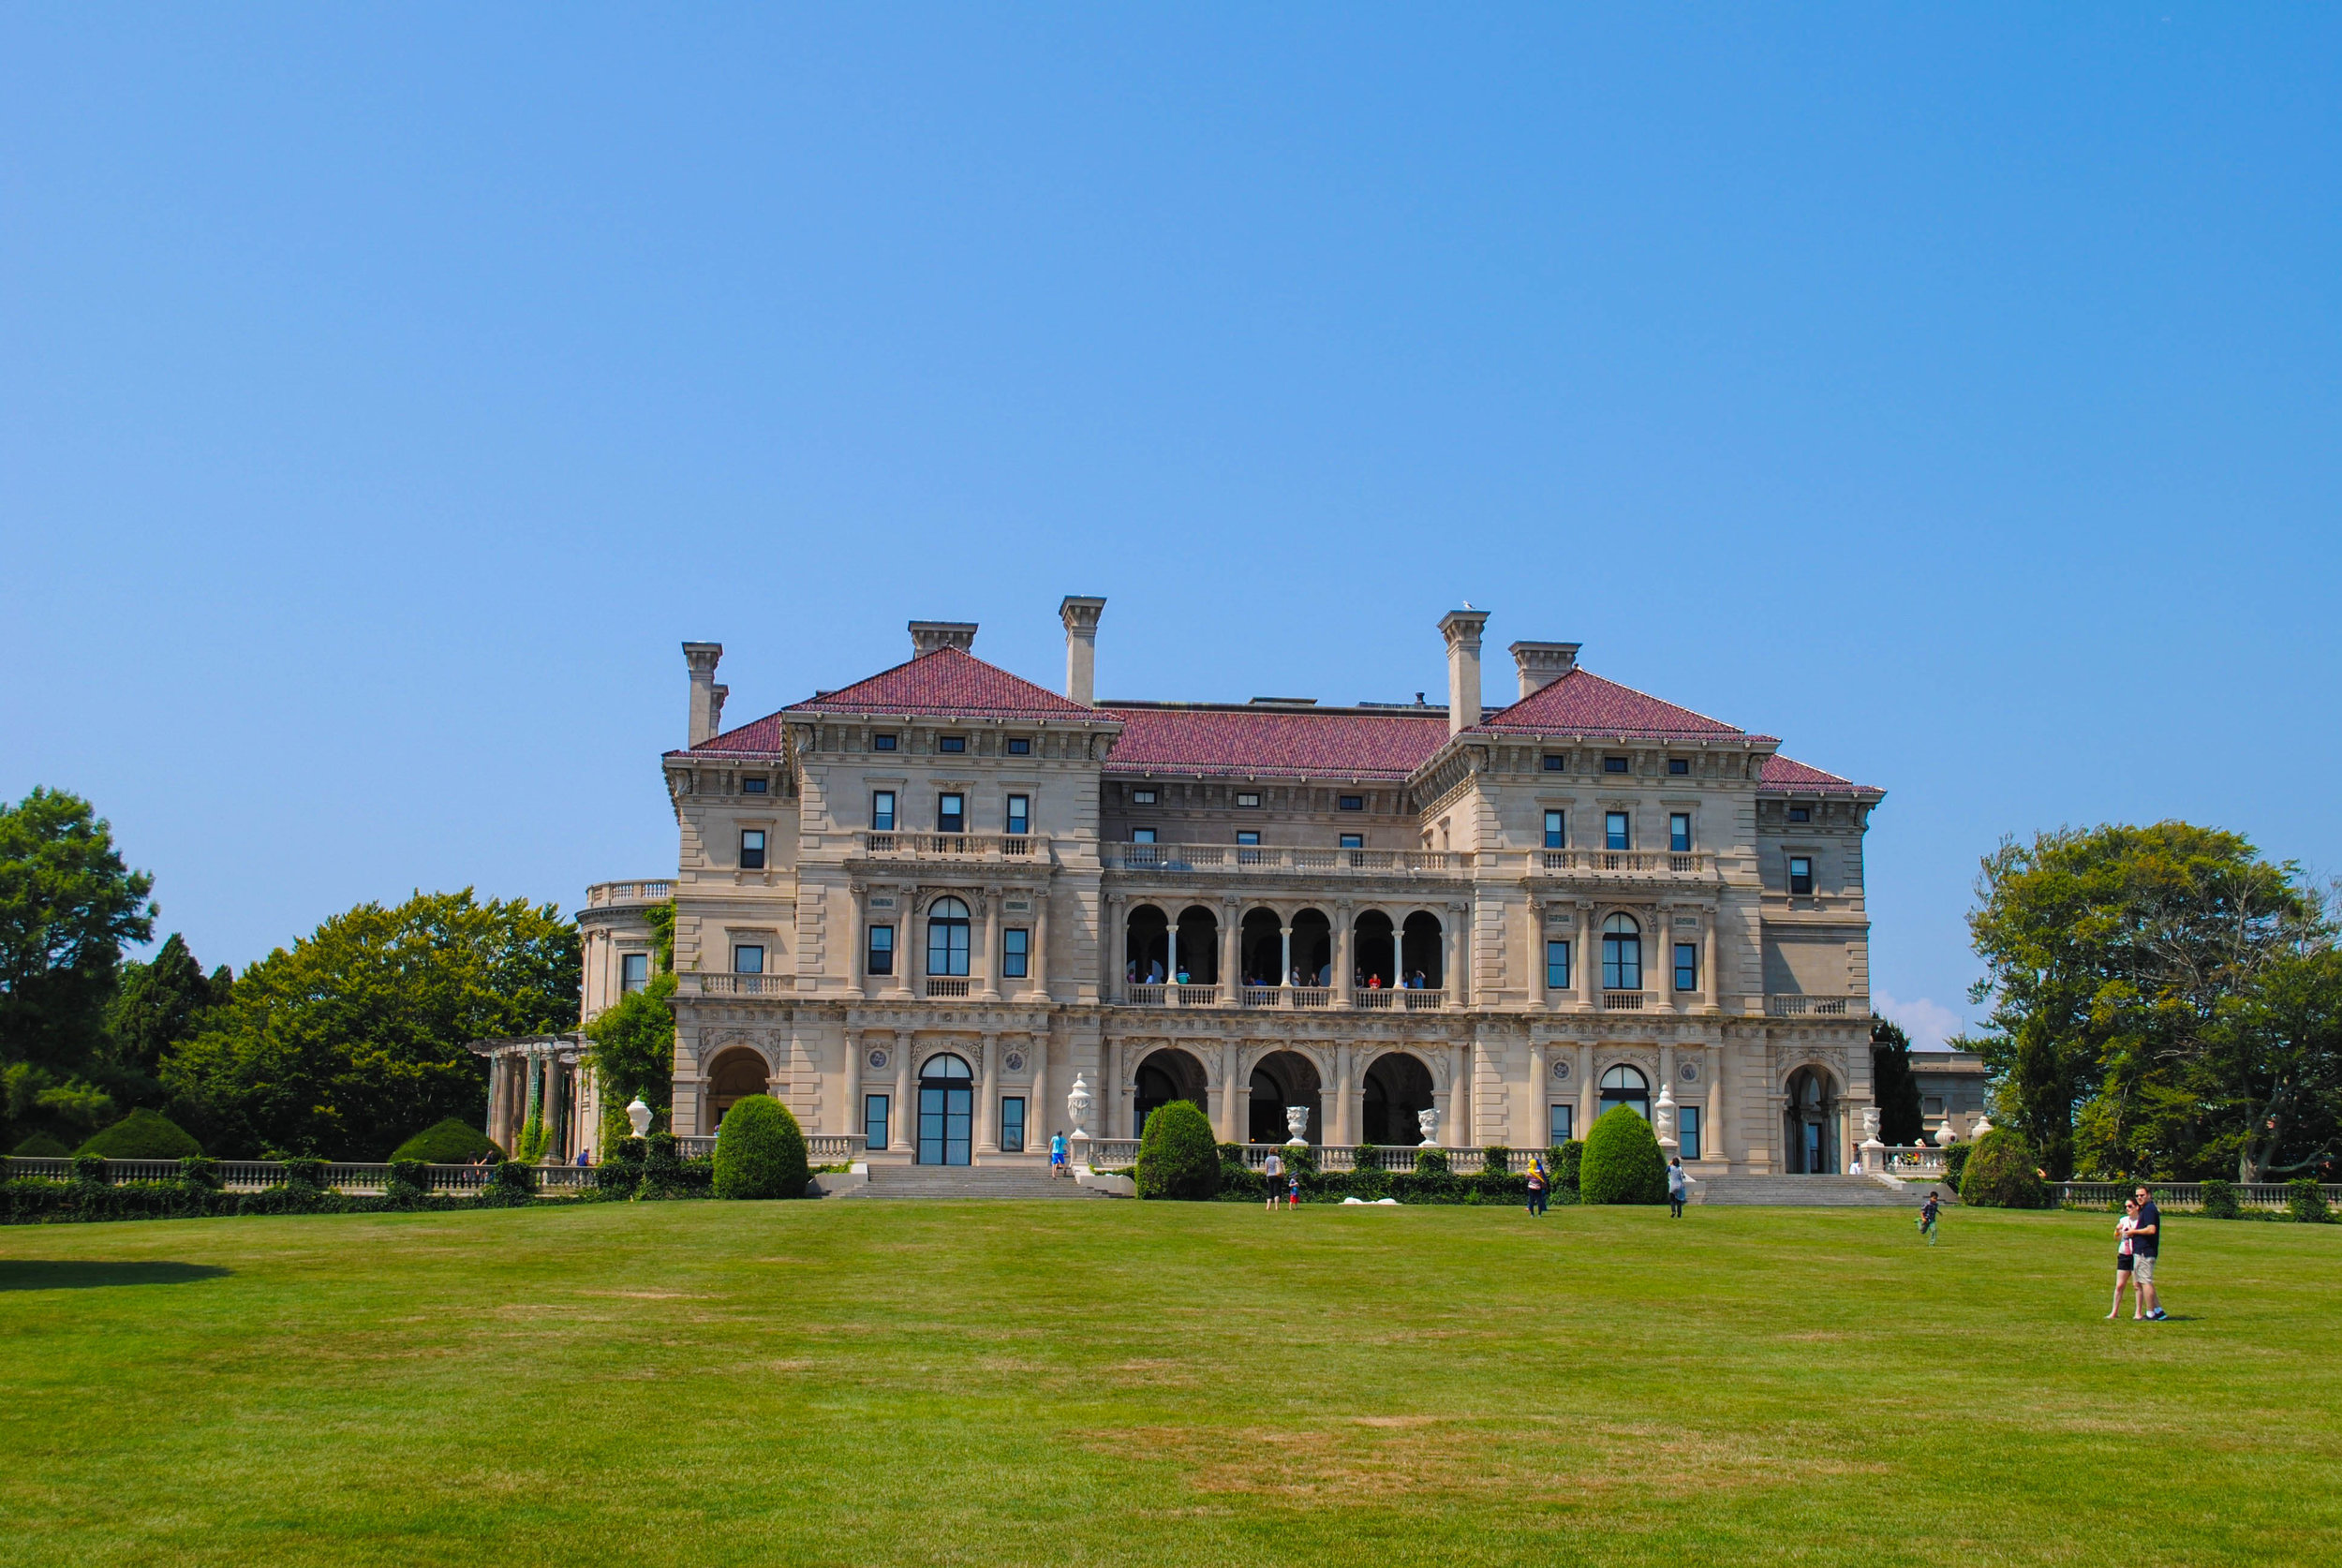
2, 1200, 2336, 1568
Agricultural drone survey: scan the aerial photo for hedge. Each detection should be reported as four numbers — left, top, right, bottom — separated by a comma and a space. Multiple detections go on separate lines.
1213, 1161, 1564, 1206
712, 1095, 811, 1199
76, 1109, 202, 1161
1553, 1140, 1583, 1191
1579, 1105, 1667, 1205
1135, 1100, 1220, 1200
388, 1117, 503, 1164
1, 1157, 719, 1224
1958, 1129, 2051, 1209
11, 1132, 70, 1157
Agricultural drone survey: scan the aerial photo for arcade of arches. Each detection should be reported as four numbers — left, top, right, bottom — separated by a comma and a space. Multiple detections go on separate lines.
1123, 904, 1448, 990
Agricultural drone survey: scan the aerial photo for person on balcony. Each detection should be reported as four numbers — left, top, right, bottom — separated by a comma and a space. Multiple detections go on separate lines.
1147, 959, 1164, 984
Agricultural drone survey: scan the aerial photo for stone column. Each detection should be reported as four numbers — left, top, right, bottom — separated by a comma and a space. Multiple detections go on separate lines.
850, 882, 868, 999
1703, 907, 1719, 1012
1576, 1041, 1595, 1135
1708, 1041, 1727, 1165
1576, 903, 1596, 1009
977, 1035, 1000, 1153
1442, 910, 1461, 1000
1031, 889, 1050, 1002
1335, 904, 1355, 1004
981, 889, 1002, 1000
484, 1053, 506, 1145
842, 1032, 863, 1139
523, 1053, 543, 1150
543, 1058, 566, 1161
1439, 1050, 1461, 1148
1115, 1041, 1134, 1139
1279, 924, 1293, 990
894, 1040, 914, 1154
1222, 1043, 1242, 1142
1219, 901, 1238, 1003
1332, 1044, 1353, 1145
1104, 894, 1124, 1000
1526, 1042, 1546, 1149
1030, 1036, 1049, 1147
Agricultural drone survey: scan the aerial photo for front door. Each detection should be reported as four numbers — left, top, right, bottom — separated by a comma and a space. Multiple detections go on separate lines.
1803, 1119, 1824, 1175
919, 1084, 972, 1165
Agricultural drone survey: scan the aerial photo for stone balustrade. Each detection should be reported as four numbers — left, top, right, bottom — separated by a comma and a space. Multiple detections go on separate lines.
1766, 995, 1868, 1017
585, 880, 674, 907
858, 833, 1045, 861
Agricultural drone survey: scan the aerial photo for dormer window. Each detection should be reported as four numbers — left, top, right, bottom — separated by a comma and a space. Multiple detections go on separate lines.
873, 733, 898, 751
742, 777, 768, 793
1133, 788, 1158, 806
1006, 736, 1030, 755
1236, 791, 1260, 807
939, 735, 967, 753
1668, 758, 1689, 776
1788, 806, 1811, 822
1604, 756, 1629, 774
1542, 754, 1564, 772
1339, 795, 1364, 811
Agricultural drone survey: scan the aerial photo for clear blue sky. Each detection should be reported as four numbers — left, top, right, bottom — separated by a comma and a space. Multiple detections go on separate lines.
5, 7, 2336, 1046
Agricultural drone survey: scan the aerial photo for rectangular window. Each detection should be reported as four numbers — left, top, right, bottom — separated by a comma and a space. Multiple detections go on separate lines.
938, 793, 965, 834
1133, 788, 1157, 805
1670, 813, 1691, 852
1340, 833, 1364, 850
1006, 737, 1031, 755
1787, 806, 1811, 822
1604, 755, 1629, 774
620, 953, 650, 993
1236, 791, 1261, 807
1236, 831, 1260, 846
873, 732, 897, 751
1679, 1105, 1702, 1161
1668, 758, 1689, 776
1543, 809, 1564, 849
1549, 1103, 1574, 1145
1543, 753, 1564, 772
871, 791, 896, 832
733, 944, 764, 975
1005, 794, 1030, 835
1606, 812, 1630, 851
1788, 856, 1814, 895
1545, 939, 1572, 990
1001, 1096, 1026, 1153
1001, 927, 1030, 979
1675, 941, 1698, 992
939, 735, 966, 753
742, 777, 768, 793
864, 1093, 890, 1151
866, 925, 895, 976
1339, 794, 1364, 811
1132, 828, 1156, 843
739, 829, 766, 869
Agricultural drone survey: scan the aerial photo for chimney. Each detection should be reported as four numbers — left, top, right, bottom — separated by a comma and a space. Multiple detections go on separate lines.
908, 621, 978, 656
1438, 609, 1490, 737
682, 642, 724, 747
1509, 641, 1581, 699
1060, 595, 1105, 705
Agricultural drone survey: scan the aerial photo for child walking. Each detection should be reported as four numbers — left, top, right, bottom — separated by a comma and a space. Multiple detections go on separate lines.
1918, 1190, 1940, 1245
2108, 1198, 2141, 1319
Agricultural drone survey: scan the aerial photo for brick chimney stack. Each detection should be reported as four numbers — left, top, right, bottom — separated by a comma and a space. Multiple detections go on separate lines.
1509, 641, 1580, 699
1439, 609, 1490, 737
908, 621, 978, 656
682, 643, 724, 747
1060, 596, 1106, 705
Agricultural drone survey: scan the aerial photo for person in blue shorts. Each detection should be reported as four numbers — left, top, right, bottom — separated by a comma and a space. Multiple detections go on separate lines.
1049, 1130, 1068, 1177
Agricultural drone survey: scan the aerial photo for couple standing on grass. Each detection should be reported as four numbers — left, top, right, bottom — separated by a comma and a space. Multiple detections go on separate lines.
2111, 1186, 2170, 1321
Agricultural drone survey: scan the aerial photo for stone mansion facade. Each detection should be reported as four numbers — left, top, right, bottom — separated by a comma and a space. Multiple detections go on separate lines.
562, 599, 1885, 1176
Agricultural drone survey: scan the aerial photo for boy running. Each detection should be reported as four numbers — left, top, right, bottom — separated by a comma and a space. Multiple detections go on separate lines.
1918, 1190, 1940, 1245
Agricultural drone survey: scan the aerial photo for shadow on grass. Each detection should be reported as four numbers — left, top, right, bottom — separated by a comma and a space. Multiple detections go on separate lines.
0, 1261, 231, 1292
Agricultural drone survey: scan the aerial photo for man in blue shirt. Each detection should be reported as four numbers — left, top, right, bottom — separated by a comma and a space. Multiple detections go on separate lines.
2131, 1185, 2168, 1320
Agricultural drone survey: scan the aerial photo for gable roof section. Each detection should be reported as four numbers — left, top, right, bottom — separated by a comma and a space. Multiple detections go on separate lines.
788, 646, 1095, 719
1472, 667, 1771, 742
1104, 707, 1448, 781
1757, 754, 1878, 796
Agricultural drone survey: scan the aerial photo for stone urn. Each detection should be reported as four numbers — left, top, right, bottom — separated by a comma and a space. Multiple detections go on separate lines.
1654, 1081, 1680, 1155
1860, 1104, 1881, 1145
1934, 1113, 1960, 1147
625, 1097, 654, 1140
1284, 1106, 1311, 1146
1066, 1074, 1093, 1141
1416, 1107, 1439, 1147
1969, 1112, 1995, 1140
1858, 1104, 1886, 1174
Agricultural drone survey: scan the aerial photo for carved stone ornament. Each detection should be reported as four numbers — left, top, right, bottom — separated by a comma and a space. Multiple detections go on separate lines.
1284, 1105, 1310, 1146
867, 1048, 889, 1072
1681, 1062, 1699, 1083
625, 1098, 653, 1139
1550, 1058, 1570, 1082
1654, 1081, 1679, 1152
1860, 1105, 1882, 1144
1066, 1073, 1093, 1138
1416, 1107, 1440, 1147
1004, 1049, 1027, 1073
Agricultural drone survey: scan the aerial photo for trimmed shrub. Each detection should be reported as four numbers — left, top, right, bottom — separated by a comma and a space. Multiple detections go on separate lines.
1554, 1140, 1583, 1192
485, 1159, 536, 1204
1414, 1147, 1450, 1177
711, 1095, 811, 1200
1134, 1100, 1220, 1200
11, 1132, 70, 1158
178, 1156, 222, 1190
1943, 1143, 1972, 1190
2288, 1177, 2330, 1224
1282, 1143, 1319, 1175
388, 1117, 502, 1165
1482, 1145, 1510, 1175
1579, 1106, 1667, 1205
280, 1157, 329, 1190
77, 1109, 201, 1161
2200, 1178, 2240, 1220
70, 1154, 106, 1185
1957, 1129, 2050, 1209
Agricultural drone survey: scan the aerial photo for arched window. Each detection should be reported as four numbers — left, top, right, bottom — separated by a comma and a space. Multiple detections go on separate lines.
1601, 914, 1642, 991
1600, 1063, 1651, 1120
926, 896, 971, 977
920, 1052, 972, 1082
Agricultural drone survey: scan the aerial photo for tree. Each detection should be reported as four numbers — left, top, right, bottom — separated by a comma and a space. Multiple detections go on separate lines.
1579, 1104, 1668, 1204
711, 1094, 810, 1199
1957, 1127, 2050, 1209
0, 788, 155, 1078
1869, 1018, 1926, 1146
1134, 1099, 1221, 1199
1967, 821, 2334, 1180
107, 933, 232, 1082
583, 900, 675, 1149
161, 890, 581, 1158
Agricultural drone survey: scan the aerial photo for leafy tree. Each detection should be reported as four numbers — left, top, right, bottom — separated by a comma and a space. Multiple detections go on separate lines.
161, 889, 580, 1158
1966, 822, 2321, 1179
0, 788, 154, 1091
1869, 1018, 1926, 1146
1957, 1127, 2050, 1209
107, 933, 232, 1082
584, 900, 675, 1149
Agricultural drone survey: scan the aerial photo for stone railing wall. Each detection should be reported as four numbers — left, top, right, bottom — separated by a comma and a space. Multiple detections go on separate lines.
0, 1158, 598, 1194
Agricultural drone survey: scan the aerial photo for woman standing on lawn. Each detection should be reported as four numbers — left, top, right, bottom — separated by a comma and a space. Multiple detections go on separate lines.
1525, 1156, 1549, 1217
2107, 1198, 2141, 1319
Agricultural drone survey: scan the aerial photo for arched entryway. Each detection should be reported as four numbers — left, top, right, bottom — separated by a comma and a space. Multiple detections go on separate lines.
1361, 1051, 1436, 1145
1600, 1063, 1651, 1120
1354, 910, 1397, 990
707, 1046, 769, 1128
1289, 909, 1332, 987
1785, 1066, 1836, 1175
1239, 908, 1282, 987
1248, 1050, 1323, 1144
917, 1052, 974, 1165
1401, 910, 1444, 989
1174, 905, 1219, 985
1133, 1047, 1209, 1137
1124, 905, 1169, 984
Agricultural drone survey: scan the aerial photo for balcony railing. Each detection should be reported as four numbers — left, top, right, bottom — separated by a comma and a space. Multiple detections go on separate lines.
926, 978, 971, 998
1103, 844, 1470, 874
674, 1133, 866, 1161
1537, 851, 1710, 875
860, 833, 1041, 860
1602, 990, 1649, 1010
1356, 987, 1448, 1011
586, 880, 674, 907
686, 973, 792, 997
1767, 995, 1868, 1017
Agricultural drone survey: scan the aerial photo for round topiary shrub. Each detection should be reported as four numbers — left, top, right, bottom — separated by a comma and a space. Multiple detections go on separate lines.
388, 1117, 502, 1164
2287, 1177, 2329, 1224
1957, 1128, 2050, 1209
2200, 1177, 2240, 1220
11, 1131, 70, 1157
76, 1108, 201, 1161
711, 1094, 811, 1199
1579, 1105, 1667, 1205
1134, 1099, 1220, 1200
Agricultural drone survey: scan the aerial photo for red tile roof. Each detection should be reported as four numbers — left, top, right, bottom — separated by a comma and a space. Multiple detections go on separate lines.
1472, 668, 1774, 743
1104, 707, 1448, 781
1756, 754, 1877, 795
789, 647, 1097, 719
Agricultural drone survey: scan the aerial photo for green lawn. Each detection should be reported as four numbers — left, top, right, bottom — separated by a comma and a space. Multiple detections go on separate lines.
3, 1200, 2335, 1568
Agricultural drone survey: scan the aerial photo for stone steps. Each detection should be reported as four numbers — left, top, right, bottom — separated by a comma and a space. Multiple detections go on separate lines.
857, 1165, 1107, 1201
1695, 1176, 1929, 1207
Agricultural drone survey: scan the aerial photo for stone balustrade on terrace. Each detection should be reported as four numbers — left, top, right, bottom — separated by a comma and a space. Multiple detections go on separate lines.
586, 880, 675, 907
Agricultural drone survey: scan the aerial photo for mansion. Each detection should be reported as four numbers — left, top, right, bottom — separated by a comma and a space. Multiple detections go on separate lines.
526, 599, 1886, 1177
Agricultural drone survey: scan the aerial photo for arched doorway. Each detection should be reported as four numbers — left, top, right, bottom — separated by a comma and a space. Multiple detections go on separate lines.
1133, 1047, 1209, 1137
1248, 1050, 1323, 1144
1401, 911, 1444, 989
1601, 914, 1643, 991
1361, 1051, 1436, 1145
707, 1046, 770, 1128
1354, 910, 1397, 989
1174, 905, 1219, 985
1290, 909, 1332, 987
1124, 904, 1169, 985
1600, 1063, 1651, 1120
1785, 1067, 1835, 1175
1239, 908, 1282, 987
917, 1052, 974, 1165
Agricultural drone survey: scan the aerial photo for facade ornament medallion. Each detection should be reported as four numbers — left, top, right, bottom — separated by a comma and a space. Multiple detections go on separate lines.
1550, 1058, 1570, 1081
1004, 1049, 1027, 1073
867, 1048, 889, 1072
1680, 1062, 1699, 1083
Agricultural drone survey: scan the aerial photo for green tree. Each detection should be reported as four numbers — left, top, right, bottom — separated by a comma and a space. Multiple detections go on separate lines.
1134, 1099, 1221, 1200
161, 889, 581, 1158
1579, 1104, 1667, 1204
711, 1094, 810, 1199
1966, 821, 2317, 1178
107, 933, 232, 1081
0, 788, 155, 1079
1869, 1017, 1926, 1146
583, 900, 675, 1149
